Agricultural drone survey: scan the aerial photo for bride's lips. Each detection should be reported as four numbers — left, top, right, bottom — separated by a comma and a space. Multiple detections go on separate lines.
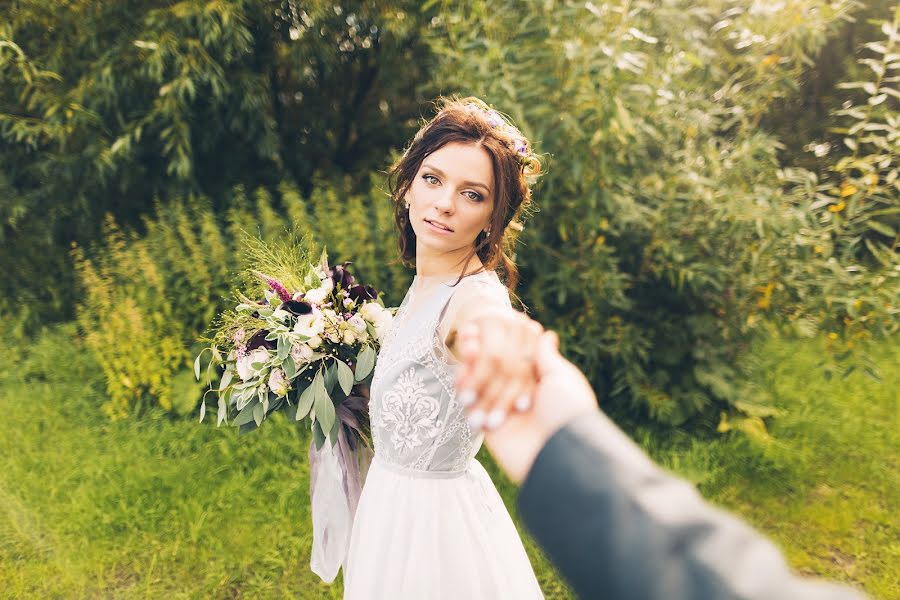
424, 219, 454, 234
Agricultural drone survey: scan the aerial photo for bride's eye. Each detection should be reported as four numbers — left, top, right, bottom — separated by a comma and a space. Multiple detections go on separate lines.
422, 174, 439, 185
464, 190, 483, 201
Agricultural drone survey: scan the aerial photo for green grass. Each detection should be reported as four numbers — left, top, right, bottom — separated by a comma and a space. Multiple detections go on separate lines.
1, 324, 896, 598
638, 334, 899, 599
0, 323, 570, 599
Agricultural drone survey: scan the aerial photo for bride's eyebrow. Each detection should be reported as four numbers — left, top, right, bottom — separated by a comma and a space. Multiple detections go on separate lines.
421, 163, 491, 195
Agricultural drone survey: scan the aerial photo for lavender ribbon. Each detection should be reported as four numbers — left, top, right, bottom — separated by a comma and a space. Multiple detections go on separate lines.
308, 395, 374, 583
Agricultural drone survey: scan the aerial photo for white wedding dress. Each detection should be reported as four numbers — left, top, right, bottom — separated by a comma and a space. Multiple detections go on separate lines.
342, 270, 544, 599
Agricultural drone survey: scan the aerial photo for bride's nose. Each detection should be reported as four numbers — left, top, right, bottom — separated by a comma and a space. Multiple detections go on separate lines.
433, 189, 456, 214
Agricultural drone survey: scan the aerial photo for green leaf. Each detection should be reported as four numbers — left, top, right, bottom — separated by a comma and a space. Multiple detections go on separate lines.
217, 396, 227, 426
219, 369, 233, 393
868, 220, 896, 238
312, 419, 326, 451
313, 370, 335, 437
329, 414, 341, 448
239, 421, 259, 436
282, 355, 296, 379
354, 346, 376, 382
194, 353, 201, 381
252, 402, 264, 426
277, 335, 289, 361
336, 360, 353, 396
233, 400, 259, 426
324, 360, 337, 394
296, 381, 315, 421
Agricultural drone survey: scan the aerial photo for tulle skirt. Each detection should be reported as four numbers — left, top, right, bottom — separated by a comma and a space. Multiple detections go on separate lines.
343, 454, 545, 599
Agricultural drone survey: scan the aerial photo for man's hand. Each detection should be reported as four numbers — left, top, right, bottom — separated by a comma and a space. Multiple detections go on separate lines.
455, 313, 597, 484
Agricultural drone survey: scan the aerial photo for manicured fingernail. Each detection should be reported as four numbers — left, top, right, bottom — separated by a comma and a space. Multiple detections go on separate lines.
514, 395, 532, 412
458, 389, 476, 407
486, 408, 507, 430
467, 409, 485, 430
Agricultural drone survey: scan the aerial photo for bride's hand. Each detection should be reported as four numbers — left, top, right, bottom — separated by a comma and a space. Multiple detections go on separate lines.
455, 313, 597, 484
452, 310, 544, 432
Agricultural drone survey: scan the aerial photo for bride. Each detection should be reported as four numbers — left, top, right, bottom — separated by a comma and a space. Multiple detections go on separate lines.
315, 95, 545, 599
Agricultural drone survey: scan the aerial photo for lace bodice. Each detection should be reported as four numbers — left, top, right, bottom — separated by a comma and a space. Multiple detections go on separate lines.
369, 270, 512, 474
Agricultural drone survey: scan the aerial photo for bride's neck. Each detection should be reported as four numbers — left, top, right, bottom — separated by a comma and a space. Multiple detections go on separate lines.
415, 249, 484, 280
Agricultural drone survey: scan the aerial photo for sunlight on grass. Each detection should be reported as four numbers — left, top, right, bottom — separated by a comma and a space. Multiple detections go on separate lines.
1, 324, 895, 598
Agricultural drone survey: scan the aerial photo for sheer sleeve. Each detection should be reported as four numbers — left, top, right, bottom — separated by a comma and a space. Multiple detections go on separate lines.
434, 275, 513, 364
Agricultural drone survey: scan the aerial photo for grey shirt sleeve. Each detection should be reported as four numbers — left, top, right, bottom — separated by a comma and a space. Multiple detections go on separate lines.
517, 410, 868, 600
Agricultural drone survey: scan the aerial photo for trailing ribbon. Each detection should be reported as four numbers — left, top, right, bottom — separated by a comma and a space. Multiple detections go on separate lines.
308, 395, 374, 583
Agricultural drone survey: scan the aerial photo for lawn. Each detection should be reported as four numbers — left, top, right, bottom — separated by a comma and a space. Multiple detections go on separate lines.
1, 324, 895, 598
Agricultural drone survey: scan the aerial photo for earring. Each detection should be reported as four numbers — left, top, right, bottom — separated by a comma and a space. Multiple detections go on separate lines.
483, 228, 491, 235
405, 200, 410, 209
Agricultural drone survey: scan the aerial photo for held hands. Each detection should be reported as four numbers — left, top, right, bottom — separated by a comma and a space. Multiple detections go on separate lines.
453, 312, 597, 484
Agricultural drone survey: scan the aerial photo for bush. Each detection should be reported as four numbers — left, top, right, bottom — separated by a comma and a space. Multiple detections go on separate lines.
424, 0, 897, 428
72, 178, 408, 419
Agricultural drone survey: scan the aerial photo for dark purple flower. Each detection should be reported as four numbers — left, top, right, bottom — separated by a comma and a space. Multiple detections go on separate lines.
265, 277, 292, 303
280, 299, 313, 316
329, 261, 355, 290
348, 284, 378, 302
247, 329, 276, 351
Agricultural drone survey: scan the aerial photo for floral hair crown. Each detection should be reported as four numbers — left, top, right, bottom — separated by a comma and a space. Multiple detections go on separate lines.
464, 103, 530, 165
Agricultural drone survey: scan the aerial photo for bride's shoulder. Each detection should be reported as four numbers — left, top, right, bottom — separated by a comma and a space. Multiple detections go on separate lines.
449, 270, 511, 311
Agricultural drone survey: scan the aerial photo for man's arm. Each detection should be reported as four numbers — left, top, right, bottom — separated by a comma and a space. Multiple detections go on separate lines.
517, 409, 867, 600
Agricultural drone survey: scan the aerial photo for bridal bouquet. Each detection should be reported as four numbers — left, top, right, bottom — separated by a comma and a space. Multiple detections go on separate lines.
195, 239, 391, 582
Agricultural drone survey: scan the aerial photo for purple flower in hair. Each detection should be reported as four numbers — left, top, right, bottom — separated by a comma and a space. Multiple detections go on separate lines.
514, 138, 529, 156
485, 110, 505, 128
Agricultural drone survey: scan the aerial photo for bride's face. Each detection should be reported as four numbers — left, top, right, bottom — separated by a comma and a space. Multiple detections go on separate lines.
406, 141, 495, 255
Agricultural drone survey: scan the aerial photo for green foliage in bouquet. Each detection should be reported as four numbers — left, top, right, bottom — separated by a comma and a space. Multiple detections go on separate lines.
194, 243, 392, 451
425, 0, 898, 430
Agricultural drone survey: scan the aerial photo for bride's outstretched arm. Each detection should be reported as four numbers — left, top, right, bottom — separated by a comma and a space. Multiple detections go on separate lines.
441, 288, 542, 432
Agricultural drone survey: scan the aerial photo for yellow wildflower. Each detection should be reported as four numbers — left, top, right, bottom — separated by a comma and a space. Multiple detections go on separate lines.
828, 200, 846, 213
839, 182, 857, 197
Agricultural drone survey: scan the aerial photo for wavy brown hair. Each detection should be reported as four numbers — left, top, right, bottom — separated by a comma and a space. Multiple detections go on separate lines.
386, 95, 541, 293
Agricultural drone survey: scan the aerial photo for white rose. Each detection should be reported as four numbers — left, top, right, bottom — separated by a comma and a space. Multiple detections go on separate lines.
291, 343, 314, 365
303, 286, 329, 305
326, 330, 342, 343
268, 368, 289, 397
307, 334, 322, 349
236, 347, 270, 381
374, 311, 393, 342
348, 313, 367, 333
342, 329, 357, 345
293, 313, 325, 338
359, 302, 384, 322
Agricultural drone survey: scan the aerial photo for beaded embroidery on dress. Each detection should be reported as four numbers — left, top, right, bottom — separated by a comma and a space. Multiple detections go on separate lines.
342, 270, 544, 599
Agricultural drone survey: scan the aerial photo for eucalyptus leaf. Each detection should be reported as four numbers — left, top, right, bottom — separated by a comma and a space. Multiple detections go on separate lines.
217, 396, 227, 426
354, 346, 376, 382
312, 418, 326, 450
336, 359, 354, 396
329, 414, 341, 448
296, 381, 316, 421
282, 355, 297, 379
252, 402, 264, 426
324, 361, 337, 394
219, 369, 233, 393
313, 371, 335, 435
239, 421, 259, 436
233, 400, 259, 426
